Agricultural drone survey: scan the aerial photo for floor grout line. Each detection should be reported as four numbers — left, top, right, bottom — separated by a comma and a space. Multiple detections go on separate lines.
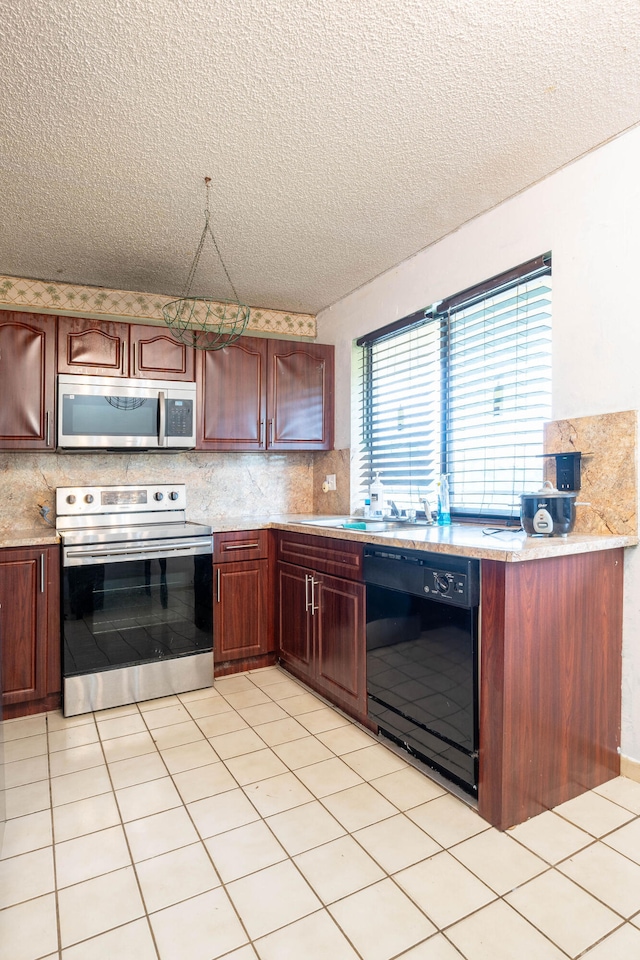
3, 666, 640, 959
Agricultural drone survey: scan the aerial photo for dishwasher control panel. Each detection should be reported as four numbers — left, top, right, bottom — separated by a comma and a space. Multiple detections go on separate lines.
363, 546, 479, 609
423, 565, 470, 604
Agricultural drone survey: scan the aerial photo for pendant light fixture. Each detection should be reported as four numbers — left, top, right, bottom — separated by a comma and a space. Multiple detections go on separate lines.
162, 177, 250, 350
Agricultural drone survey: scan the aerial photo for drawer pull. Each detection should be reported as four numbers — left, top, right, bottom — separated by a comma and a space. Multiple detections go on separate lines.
223, 542, 260, 551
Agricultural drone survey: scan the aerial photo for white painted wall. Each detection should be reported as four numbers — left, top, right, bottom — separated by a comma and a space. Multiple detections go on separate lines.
317, 124, 640, 764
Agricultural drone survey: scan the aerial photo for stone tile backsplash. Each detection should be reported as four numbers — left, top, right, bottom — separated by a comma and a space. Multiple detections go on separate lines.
0, 450, 316, 528
544, 410, 637, 536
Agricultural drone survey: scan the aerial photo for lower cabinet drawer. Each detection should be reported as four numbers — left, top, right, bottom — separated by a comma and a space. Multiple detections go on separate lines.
214, 529, 269, 563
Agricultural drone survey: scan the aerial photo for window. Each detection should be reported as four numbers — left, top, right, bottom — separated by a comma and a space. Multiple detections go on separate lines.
356, 254, 552, 521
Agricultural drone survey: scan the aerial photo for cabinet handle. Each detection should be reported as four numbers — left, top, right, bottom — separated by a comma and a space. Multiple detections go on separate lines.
268, 418, 274, 446
132, 342, 137, 376
223, 542, 260, 551
310, 576, 320, 616
40, 553, 45, 593
45, 410, 51, 447
216, 567, 221, 603
259, 420, 265, 447
122, 341, 127, 374
305, 573, 311, 613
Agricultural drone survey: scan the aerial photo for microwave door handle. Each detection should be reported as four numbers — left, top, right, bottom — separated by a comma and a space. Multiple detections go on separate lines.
158, 391, 166, 447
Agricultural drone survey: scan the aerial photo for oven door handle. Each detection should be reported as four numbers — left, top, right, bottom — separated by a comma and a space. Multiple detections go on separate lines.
63, 538, 212, 566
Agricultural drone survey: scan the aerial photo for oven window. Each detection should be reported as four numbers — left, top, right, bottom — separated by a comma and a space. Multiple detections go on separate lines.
63, 555, 213, 676
62, 394, 159, 437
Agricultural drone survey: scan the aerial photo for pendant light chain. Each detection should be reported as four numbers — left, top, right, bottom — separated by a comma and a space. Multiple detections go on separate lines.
162, 177, 250, 350
182, 178, 240, 303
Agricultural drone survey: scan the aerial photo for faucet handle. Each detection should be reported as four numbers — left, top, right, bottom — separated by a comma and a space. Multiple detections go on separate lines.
420, 498, 434, 523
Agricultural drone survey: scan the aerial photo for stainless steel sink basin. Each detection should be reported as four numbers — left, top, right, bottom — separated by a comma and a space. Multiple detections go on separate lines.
298, 517, 432, 531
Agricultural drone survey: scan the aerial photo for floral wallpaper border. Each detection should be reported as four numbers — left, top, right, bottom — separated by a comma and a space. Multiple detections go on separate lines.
0, 275, 317, 338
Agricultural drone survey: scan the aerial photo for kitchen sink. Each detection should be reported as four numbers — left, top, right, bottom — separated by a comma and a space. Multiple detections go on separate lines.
298, 517, 433, 531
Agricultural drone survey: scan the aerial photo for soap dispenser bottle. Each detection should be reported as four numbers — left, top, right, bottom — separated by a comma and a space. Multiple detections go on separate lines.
437, 474, 451, 526
370, 473, 384, 518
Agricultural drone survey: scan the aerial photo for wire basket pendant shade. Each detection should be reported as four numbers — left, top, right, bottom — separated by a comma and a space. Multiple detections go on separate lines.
162, 178, 250, 350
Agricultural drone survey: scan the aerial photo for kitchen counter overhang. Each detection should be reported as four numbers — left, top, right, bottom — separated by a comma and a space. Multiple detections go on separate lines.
227, 516, 638, 562
2, 515, 637, 560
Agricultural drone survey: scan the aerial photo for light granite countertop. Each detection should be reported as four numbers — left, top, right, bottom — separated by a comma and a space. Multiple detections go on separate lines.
0, 523, 60, 549
1, 514, 636, 562
211, 515, 637, 563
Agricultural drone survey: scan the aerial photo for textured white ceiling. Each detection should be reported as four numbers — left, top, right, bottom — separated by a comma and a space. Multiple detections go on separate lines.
2, 0, 640, 314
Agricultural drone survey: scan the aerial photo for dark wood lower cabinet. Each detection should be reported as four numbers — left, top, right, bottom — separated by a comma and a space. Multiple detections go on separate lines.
213, 530, 275, 677
277, 559, 366, 722
0, 545, 61, 718
214, 559, 274, 675
478, 549, 623, 830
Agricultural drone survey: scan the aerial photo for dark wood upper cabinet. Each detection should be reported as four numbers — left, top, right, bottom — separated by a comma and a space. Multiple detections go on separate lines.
58, 317, 129, 376
198, 337, 267, 449
268, 340, 334, 450
128, 324, 195, 381
197, 336, 334, 451
0, 312, 56, 450
58, 317, 194, 381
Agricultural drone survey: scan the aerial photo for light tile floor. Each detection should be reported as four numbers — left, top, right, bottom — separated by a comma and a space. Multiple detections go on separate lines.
2, 666, 640, 960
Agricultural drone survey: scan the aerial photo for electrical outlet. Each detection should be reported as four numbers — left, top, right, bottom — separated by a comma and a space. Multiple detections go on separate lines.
325, 474, 337, 491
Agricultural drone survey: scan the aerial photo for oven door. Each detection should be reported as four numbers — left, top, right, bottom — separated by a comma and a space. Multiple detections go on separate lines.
62, 539, 213, 715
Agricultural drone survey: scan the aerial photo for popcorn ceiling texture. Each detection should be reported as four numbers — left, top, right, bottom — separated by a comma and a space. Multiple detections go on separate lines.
2, 1, 640, 314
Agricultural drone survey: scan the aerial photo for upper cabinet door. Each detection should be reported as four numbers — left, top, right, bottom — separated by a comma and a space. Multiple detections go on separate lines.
129, 325, 195, 381
0, 313, 56, 450
58, 317, 129, 376
267, 341, 334, 450
197, 337, 268, 450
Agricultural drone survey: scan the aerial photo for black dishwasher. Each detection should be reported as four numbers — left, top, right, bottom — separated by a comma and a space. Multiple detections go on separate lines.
364, 546, 480, 796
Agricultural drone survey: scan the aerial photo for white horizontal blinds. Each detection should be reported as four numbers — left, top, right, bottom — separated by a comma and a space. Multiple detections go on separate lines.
357, 254, 552, 520
444, 271, 552, 518
359, 320, 442, 511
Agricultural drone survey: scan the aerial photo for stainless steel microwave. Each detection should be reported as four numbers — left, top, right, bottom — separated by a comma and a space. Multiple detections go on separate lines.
57, 375, 196, 450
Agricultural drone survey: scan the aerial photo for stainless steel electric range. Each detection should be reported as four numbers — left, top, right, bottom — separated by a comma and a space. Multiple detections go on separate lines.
56, 483, 213, 716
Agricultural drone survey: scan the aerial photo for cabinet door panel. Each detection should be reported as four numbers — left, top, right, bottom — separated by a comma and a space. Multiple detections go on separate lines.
130, 325, 195, 381
315, 574, 366, 715
58, 317, 128, 375
0, 313, 55, 449
215, 559, 269, 662
268, 342, 334, 450
277, 562, 313, 678
198, 338, 267, 449
0, 553, 45, 705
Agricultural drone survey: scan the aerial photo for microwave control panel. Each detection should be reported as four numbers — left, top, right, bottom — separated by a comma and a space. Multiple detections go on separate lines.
166, 399, 193, 437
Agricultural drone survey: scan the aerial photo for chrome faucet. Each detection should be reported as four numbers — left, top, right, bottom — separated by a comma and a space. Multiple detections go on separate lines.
420, 498, 434, 524
387, 500, 401, 518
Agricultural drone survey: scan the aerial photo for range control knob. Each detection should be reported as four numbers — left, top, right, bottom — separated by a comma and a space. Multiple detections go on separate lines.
85, 494, 94, 504
168, 491, 179, 501
66, 494, 76, 504
154, 492, 164, 501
